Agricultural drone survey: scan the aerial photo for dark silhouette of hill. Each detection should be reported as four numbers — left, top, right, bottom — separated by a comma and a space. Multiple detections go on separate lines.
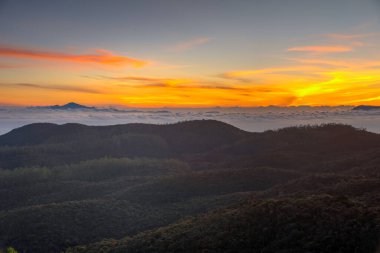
0, 120, 247, 169
215, 124, 379, 155
1, 122, 379, 171
0, 123, 88, 146
1, 121, 380, 252
352, 105, 380, 110
0, 120, 246, 148
187, 124, 380, 174
66, 196, 380, 253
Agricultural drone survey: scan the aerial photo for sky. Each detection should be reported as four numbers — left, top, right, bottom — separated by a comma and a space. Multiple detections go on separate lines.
0, 0, 379, 107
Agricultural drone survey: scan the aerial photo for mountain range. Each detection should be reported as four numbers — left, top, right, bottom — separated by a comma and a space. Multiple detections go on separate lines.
0, 120, 379, 253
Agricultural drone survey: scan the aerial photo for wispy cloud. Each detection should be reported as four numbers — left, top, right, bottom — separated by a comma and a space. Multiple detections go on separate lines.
98, 75, 289, 96
1, 83, 102, 94
0, 45, 148, 67
95, 75, 193, 87
222, 66, 323, 78
324, 32, 379, 40
291, 58, 380, 69
0, 63, 25, 69
287, 45, 353, 53
172, 37, 211, 52
98, 75, 168, 82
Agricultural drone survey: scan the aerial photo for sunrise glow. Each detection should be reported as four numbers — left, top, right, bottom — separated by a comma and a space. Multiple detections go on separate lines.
0, 0, 379, 107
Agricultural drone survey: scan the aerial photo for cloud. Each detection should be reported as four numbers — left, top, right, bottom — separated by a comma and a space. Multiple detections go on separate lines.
99, 76, 167, 82
287, 46, 353, 53
172, 37, 211, 52
291, 58, 380, 69
0, 46, 148, 67
98, 75, 239, 90
222, 66, 323, 78
324, 33, 378, 40
0, 63, 22, 69
96, 74, 282, 93
96, 75, 193, 86
2, 83, 102, 94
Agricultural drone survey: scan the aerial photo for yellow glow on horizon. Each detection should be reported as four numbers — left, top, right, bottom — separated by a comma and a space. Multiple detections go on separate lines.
1, 36, 380, 107
2, 66, 380, 107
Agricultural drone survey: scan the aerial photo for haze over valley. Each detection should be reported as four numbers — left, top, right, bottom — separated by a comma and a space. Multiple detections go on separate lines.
2, 104, 380, 135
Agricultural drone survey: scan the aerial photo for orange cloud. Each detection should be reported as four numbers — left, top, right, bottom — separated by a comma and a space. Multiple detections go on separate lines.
98, 75, 197, 86
0, 46, 148, 67
119, 82, 295, 107
1, 83, 102, 94
172, 37, 211, 52
287, 46, 352, 53
92, 74, 297, 107
99, 75, 264, 91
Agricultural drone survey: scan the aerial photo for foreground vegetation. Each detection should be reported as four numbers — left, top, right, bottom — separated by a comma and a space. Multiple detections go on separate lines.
0, 120, 379, 252
67, 196, 380, 253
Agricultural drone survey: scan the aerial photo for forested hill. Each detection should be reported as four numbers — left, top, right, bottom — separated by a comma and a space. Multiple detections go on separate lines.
67, 195, 380, 253
0, 120, 246, 147
0, 121, 380, 253
1, 120, 380, 170
0, 120, 248, 169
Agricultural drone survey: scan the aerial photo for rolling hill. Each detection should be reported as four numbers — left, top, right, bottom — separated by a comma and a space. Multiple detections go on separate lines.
0, 120, 379, 252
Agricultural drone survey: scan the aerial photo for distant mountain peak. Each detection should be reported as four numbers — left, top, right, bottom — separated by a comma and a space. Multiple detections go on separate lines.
352, 105, 380, 111
60, 102, 93, 109
66, 102, 82, 106
29, 102, 95, 110
28, 103, 135, 112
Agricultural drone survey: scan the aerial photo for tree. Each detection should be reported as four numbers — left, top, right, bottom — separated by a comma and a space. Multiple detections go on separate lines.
6, 247, 18, 253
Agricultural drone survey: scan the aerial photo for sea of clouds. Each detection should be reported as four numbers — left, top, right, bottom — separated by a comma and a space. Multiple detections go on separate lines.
1, 106, 380, 135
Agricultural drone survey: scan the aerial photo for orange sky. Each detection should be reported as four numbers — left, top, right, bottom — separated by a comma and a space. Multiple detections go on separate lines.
0, 1, 380, 107
2, 35, 379, 108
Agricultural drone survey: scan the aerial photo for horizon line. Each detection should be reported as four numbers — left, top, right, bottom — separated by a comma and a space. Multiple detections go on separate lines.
0, 102, 370, 109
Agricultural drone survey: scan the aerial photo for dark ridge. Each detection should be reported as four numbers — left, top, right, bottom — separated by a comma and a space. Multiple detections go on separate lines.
206, 123, 379, 158
0, 120, 245, 147
30, 102, 95, 110
1, 121, 380, 170
65, 195, 380, 253
0, 120, 249, 169
352, 105, 380, 111
0, 123, 88, 146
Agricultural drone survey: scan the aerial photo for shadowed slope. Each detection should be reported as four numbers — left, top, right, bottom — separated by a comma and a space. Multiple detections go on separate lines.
66, 195, 380, 253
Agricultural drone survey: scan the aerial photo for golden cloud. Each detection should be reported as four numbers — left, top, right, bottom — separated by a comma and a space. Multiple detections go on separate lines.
287, 46, 353, 53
